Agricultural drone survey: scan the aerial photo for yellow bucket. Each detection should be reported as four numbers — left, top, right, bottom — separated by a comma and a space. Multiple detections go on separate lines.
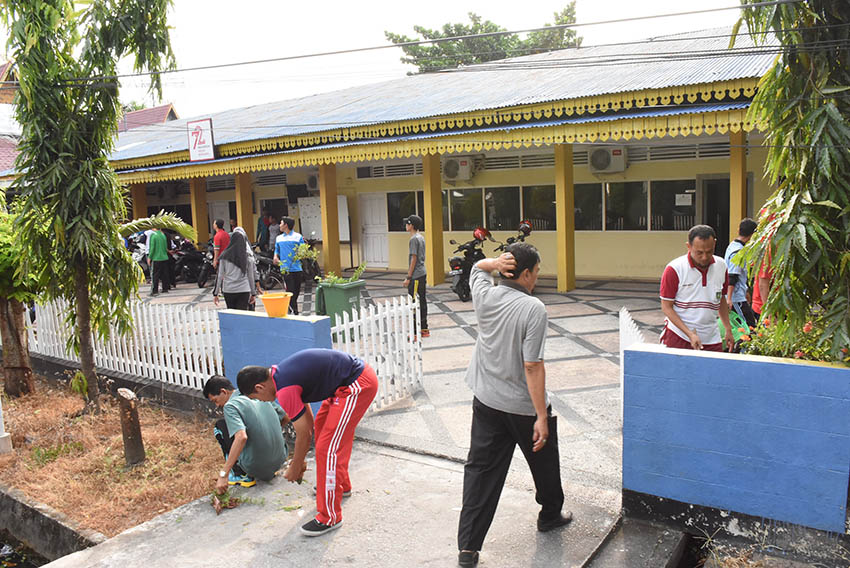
261, 292, 292, 318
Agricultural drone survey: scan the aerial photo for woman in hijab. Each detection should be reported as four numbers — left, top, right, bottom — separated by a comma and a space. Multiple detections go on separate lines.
232, 226, 264, 310
213, 230, 257, 310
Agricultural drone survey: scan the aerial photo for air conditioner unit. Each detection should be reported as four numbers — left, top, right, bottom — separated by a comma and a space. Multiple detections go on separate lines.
307, 174, 319, 190
155, 185, 177, 201
589, 146, 627, 173
442, 156, 474, 181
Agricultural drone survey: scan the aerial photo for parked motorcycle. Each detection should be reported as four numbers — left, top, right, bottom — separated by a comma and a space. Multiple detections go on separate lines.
127, 232, 150, 281
196, 239, 216, 288
447, 227, 491, 302
301, 232, 323, 285
172, 234, 205, 283
253, 242, 285, 290
493, 220, 533, 252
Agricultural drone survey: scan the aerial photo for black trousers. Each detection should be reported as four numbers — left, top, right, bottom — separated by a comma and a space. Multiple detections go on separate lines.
223, 291, 251, 311
213, 419, 246, 477
407, 275, 428, 331
284, 271, 303, 315
151, 259, 170, 293
457, 397, 564, 552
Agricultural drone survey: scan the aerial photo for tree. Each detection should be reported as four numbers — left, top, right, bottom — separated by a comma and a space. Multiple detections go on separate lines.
385, 3, 582, 74
121, 100, 147, 114
0, 201, 41, 397
2, 0, 175, 409
733, 1, 850, 361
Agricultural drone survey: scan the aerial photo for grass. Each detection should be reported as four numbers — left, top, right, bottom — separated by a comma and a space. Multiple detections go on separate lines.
0, 375, 221, 537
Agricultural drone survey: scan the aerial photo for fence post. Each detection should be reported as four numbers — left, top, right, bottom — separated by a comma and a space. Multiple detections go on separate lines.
0, 395, 11, 454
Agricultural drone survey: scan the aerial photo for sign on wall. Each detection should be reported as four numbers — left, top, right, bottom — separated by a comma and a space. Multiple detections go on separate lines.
187, 118, 215, 162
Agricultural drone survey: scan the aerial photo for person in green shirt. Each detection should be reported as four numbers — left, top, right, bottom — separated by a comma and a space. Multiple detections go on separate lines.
147, 228, 170, 296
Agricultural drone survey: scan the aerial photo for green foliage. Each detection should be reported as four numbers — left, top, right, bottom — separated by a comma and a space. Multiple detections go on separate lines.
741, 313, 849, 366
0, 208, 40, 302
31, 441, 84, 467
732, 1, 850, 360
385, 3, 581, 73
316, 263, 366, 285
119, 211, 197, 242
292, 243, 319, 263
1, 0, 174, 369
69, 369, 88, 399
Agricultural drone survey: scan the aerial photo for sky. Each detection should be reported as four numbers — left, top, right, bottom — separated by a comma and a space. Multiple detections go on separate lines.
113, 0, 742, 120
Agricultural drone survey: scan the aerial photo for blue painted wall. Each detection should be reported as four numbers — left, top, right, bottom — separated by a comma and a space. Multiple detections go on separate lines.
218, 309, 331, 383
623, 344, 850, 533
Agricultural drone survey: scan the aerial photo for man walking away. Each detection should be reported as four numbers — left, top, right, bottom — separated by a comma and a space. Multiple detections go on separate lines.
660, 225, 734, 352
212, 218, 230, 269
724, 218, 757, 329
403, 214, 428, 337
147, 227, 170, 296
274, 216, 306, 315
457, 243, 572, 567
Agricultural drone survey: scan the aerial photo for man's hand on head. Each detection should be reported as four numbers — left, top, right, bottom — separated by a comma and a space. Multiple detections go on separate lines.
495, 252, 517, 278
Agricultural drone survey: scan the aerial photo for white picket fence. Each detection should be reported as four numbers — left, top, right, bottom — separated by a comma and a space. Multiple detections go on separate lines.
331, 295, 423, 411
26, 299, 224, 390
618, 307, 647, 419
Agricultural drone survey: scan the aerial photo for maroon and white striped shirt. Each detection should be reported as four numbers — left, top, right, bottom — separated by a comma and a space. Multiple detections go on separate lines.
660, 253, 729, 345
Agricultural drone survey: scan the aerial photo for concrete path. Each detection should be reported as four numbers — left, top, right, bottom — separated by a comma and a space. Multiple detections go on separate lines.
49, 271, 665, 567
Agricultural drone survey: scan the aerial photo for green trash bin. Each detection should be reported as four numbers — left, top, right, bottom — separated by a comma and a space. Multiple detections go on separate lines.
315, 280, 366, 326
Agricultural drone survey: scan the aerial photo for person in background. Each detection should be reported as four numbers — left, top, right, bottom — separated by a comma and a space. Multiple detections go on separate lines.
402, 214, 429, 338
274, 216, 306, 315
267, 214, 281, 249
147, 227, 170, 297
212, 219, 231, 269
230, 218, 237, 232
256, 207, 270, 251
213, 231, 257, 311
724, 218, 757, 328
233, 226, 263, 311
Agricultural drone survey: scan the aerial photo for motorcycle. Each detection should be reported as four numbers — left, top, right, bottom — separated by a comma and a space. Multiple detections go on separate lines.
127, 232, 150, 281
253, 242, 285, 290
493, 220, 533, 253
172, 235, 205, 283
196, 239, 216, 288
300, 232, 323, 285
447, 227, 491, 302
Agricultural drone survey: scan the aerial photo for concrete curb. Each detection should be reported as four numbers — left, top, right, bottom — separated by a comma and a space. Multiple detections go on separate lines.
0, 482, 106, 561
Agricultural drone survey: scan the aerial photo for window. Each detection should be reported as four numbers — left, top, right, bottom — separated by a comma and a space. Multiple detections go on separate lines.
442, 190, 449, 229
387, 191, 417, 231
485, 186, 519, 230
449, 188, 483, 231
606, 182, 647, 230
522, 185, 555, 231
575, 183, 603, 230
650, 180, 696, 231
356, 166, 372, 179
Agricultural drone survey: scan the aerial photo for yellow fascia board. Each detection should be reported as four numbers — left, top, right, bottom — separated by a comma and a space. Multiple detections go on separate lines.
215, 78, 761, 158
116, 105, 756, 185
111, 150, 190, 170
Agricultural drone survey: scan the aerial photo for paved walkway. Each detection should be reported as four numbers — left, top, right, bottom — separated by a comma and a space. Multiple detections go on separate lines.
55, 272, 665, 567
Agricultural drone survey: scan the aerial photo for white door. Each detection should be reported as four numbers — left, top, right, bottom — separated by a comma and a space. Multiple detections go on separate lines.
208, 201, 230, 237
359, 193, 389, 268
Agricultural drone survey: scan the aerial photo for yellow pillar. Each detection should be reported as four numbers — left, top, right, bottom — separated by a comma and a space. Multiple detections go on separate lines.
129, 183, 147, 220
422, 153, 444, 286
318, 163, 341, 276
554, 144, 576, 292
189, 177, 209, 245
729, 130, 747, 244
234, 172, 255, 242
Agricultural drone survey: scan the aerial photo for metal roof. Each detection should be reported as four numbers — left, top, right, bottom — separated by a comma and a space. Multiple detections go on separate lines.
112, 28, 775, 163
115, 102, 749, 175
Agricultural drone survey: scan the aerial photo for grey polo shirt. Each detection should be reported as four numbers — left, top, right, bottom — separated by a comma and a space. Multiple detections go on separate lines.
465, 264, 548, 416
409, 232, 426, 279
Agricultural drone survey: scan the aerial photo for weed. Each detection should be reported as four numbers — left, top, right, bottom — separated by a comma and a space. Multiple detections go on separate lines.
30, 441, 84, 467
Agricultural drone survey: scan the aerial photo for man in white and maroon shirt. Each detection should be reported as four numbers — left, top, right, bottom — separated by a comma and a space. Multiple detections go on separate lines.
660, 225, 734, 352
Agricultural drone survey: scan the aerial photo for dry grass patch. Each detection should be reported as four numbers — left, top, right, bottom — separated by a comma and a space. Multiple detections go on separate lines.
0, 375, 220, 537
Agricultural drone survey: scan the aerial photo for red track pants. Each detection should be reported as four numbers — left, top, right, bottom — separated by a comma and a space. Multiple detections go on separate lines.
313, 363, 378, 526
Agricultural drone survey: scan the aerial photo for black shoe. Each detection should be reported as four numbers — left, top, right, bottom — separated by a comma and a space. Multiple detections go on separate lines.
150, 291, 158, 297
537, 511, 573, 532
300, 518, 342, 537
458, 550, 479, 566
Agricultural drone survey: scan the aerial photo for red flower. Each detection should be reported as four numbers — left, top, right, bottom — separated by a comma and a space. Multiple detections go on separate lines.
794, 350, 804, 359
802, 321, 813, 333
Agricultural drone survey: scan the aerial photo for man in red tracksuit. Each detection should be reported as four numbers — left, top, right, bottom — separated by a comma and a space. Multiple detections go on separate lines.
238, 348, 377, 537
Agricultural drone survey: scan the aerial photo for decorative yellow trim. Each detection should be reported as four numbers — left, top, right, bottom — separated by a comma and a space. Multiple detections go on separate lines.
215, 79, 760, 157
111, 150, 189, 170
117, 107, 756, 184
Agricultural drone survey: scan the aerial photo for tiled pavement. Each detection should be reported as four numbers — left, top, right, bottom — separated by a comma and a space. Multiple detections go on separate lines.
141, 271, 664, 515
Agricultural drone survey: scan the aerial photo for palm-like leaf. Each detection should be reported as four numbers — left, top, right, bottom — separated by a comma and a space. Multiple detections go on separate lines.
120, 210, 197, 242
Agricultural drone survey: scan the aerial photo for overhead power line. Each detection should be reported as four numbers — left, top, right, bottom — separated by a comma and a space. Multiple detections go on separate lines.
56, 0, 801, 84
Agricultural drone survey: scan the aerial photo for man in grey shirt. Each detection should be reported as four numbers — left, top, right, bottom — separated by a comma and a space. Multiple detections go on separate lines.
402, 214, 429, 337
457, 243, 572, 568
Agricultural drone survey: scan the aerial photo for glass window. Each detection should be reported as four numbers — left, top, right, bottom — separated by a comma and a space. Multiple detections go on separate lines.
606, 182, 647, 230
449, 188, 483, 231
442, 190, 449, 229
387, 191, 416, 232
417, 192, 425, 229
485, 186, 519, 230
575, 183, 603, 230
651, 180, 696, 231
522, 185, 555, 231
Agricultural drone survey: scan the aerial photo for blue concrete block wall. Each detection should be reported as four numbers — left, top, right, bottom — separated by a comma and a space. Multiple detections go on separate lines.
218, 310, 332, 383
623, 344, 850, 533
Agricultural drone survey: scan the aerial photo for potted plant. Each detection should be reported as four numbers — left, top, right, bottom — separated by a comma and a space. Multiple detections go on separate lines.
314, 263, 366, 326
